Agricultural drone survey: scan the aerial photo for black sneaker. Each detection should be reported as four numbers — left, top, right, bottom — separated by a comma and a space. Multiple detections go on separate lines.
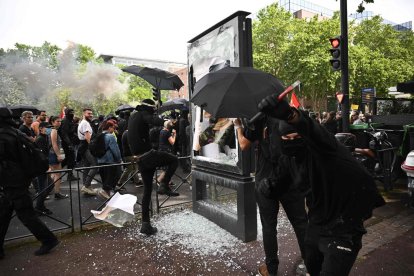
157, 185, 179, 197
54, 193, 69, 199
34, 239, 60, 256
140, 222, 157, 236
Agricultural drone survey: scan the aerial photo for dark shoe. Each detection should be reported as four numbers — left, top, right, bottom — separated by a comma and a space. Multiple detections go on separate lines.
140, 222, 157, 236
0, 248, 4, 260
157, 184, 179, 197
34, 239, 60, 256
35, 207, 53, 215
54, 193, 69, 199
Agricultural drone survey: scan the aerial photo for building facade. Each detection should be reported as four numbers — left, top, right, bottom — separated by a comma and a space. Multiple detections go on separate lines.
99, 54, 189, 99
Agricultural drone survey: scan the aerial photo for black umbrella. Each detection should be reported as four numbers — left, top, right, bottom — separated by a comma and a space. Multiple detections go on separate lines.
115, 104, 135, 115
121, 65, 184, 91
190, 67, 285, 119
158, 98, 189, 113
9, 104, 39, 117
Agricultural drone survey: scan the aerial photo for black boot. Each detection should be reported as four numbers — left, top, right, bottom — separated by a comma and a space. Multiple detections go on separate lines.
157, 183, 179, 197
34, 239, 60, 256
140, 222, 157, 235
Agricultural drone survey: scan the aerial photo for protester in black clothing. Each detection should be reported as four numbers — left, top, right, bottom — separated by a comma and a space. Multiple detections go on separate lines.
234, 117, 308, 276
59, 108, 79, 181
0, 107, 59, 258
257, 94, 385, 276
159, 120, 176, 153
127, 99, 179, 235
34, 122, 54, 215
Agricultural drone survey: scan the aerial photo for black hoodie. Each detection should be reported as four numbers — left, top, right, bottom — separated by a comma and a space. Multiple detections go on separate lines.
127, 106, 164, 155
288, 110, 385, 227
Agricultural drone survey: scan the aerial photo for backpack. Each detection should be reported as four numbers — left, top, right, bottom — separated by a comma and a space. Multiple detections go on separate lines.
1, 128, 49, 179
89, 132, 107, 158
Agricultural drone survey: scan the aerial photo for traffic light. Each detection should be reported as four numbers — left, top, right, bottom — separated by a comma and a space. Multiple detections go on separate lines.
329, 36, 341, 71
152, 88, 160, 101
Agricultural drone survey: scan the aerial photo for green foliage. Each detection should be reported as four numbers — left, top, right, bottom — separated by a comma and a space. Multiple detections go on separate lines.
0, 69, 26, 105
252, 3, 414, 110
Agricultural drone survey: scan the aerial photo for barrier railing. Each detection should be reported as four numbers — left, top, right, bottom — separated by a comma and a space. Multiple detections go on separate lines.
5, 159, 192, 242
5, 168, 75, 242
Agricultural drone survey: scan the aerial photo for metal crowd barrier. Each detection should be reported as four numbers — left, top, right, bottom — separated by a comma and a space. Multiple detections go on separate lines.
5, 168, 75, 242
5, 158, 192, 242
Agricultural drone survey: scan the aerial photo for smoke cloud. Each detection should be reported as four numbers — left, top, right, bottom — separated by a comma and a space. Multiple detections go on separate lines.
0, 41, 128, 112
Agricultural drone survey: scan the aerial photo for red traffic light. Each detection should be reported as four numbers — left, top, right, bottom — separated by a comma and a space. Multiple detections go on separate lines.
329, 37, 340, 48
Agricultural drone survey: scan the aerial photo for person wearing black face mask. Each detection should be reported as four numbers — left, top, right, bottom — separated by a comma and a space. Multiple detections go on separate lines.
59, 108, 79, 181
234, 117, 308, 276
258, 94, 385, 276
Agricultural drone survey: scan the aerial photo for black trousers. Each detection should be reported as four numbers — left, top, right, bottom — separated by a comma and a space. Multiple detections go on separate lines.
99, 164, 119, 192
304, 222, 363, 276
256, 186, 308, 275
35, 174, 54, 209
62, 144, 76, 170
138, 150, 178, 222
0, 187, 57, 249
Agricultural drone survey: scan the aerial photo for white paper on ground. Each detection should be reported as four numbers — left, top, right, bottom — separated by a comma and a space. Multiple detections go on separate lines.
91, 192, 137, 227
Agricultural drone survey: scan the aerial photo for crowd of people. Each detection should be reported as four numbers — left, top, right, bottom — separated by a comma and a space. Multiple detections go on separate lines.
305, 110, 372, 135
1, 94, 385, 276
0, 99, 191, 258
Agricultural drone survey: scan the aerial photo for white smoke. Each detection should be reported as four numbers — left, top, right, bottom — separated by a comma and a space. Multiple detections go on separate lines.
0, 41, 128, 111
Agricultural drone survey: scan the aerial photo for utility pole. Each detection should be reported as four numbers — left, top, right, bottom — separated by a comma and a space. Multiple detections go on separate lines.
340, 0, 350, 132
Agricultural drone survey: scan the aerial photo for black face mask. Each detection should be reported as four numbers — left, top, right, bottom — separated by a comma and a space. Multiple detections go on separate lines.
281, 138, 306, 159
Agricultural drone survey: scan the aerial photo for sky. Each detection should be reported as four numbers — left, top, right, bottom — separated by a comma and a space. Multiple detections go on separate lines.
0, 0, 413, 63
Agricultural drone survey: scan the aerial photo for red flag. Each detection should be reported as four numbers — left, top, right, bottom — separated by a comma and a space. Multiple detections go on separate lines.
60, 106, 66, 119
290, 92, 300, 108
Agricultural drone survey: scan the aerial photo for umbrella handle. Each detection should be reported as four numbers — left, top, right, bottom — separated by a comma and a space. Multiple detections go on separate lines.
247, 80, 301, 128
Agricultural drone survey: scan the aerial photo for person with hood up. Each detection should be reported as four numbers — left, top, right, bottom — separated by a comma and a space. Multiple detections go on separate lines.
127, 99, 179, 236
257, 93, 385, 276
59, 108, 79, 181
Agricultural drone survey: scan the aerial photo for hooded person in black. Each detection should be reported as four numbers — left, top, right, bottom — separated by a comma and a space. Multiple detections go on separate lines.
235, 116, 308, 276
127, 99, 179, 235
59, 108, 79, 181
257, 94, 385, 276
0, 107, 59, 258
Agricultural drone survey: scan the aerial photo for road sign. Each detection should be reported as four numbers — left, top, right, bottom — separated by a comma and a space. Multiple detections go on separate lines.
362, 87, 376, 103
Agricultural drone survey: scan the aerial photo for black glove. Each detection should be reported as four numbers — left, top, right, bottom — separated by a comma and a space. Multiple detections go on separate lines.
257, 178, 274, 198
257, 95, 293, 120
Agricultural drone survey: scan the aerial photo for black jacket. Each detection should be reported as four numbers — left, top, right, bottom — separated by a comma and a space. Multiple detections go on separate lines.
289, 111, 385, 226
127, 107, 164, 155
59, 117, 78, 146
35, 133, 50, 157
0, 124, 30, 187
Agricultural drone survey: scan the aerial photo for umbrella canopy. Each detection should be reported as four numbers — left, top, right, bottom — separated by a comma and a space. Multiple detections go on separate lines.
158, 98, 189, 113
115, 104, 135, 115
190, 67, 285, 119
121, 65, 184, 91
9, 104, 39, 117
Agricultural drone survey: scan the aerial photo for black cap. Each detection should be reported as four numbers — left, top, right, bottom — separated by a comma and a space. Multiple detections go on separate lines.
279, 120, 297, 136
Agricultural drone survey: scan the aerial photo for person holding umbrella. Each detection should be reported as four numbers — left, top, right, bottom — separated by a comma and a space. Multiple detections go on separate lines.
256, 93, 385, 276
127, 99, 179, 236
